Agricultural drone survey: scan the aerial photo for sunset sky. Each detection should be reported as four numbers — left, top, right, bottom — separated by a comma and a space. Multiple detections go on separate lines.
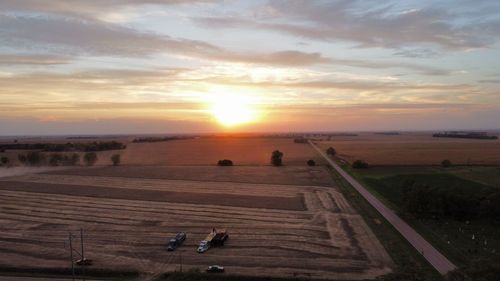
1, 0, 500, 135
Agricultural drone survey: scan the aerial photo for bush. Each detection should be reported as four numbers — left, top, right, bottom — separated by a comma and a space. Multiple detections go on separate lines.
270, 150, 283, 166
326, 147, 336, 156
84, 152, 98, 166
307, 159, 316, 166
111, 154, 121, 166
217, 159, 233, 166
441, 159, 452, 167
352, 159, 369, 169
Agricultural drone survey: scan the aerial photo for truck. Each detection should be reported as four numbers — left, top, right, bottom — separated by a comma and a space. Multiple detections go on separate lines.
197, 228, 228, 253
167, 232, 186, 251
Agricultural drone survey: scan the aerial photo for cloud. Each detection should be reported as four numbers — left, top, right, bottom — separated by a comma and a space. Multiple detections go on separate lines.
193, 0, 500, 50
0, 14, 334, 67
0, 14, 220, 57
1, 0, 212, 21
0, 54, 72, 65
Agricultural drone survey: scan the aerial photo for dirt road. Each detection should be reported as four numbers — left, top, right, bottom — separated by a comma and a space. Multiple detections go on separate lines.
310, 141, 456, 275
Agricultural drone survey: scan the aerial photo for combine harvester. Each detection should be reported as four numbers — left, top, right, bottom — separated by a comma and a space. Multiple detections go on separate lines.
197, 228, 228, 253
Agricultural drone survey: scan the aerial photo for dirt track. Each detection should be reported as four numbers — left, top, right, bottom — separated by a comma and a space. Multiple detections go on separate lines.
0, 169, 392, 280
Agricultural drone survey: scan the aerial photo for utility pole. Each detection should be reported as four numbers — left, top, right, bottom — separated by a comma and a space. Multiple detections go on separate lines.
179, 252, 182, 273
80, 228, 85, 281
69, 232, 75, 281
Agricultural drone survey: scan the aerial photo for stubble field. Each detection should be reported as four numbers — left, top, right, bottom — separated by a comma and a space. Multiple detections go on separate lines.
0, 137, 394, 279
317, 133, 500, 166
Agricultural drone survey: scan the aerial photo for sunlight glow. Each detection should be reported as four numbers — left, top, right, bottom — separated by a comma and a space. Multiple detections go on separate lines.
209, 92, 258, 127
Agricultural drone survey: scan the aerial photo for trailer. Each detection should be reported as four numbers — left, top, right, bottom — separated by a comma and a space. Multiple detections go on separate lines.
197, 228, 228, 253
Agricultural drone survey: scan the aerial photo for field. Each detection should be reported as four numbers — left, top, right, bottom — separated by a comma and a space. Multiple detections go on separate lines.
121, 137, 323, 166
1, 137, 324, 167
317, 133, 500, 166
345, 164, 500, 270
0, 167, 392, 280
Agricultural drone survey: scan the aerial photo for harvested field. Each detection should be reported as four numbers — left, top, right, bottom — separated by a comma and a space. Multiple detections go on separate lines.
0, 169, 392, 280
1, 137, 323, 167
121, 137, 322, 166
317, 133, 500, 165
46, 165, 335, 186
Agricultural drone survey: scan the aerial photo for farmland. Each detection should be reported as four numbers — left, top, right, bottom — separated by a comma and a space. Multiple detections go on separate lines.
317, 133, 500, 166
0, 168, 392, 280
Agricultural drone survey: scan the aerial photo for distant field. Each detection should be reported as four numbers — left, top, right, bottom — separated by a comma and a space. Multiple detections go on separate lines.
317, 133, 500, 165
1, 137, 322, 167
0, 169, 392, 280
48, 165, 335, 187
121, 137, 321, 166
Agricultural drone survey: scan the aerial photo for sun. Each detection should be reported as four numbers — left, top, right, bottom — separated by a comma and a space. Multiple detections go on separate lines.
209, 93, 257, 126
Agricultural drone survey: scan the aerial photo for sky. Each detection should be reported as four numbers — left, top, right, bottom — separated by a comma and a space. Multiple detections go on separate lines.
1, 0, 500, 135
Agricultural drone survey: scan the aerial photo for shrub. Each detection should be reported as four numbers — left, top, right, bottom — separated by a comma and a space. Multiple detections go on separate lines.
326, 147, 336, 156
270, 150, 283, 166
84, 152, 98, 166
307, 159, 316, 166
217, 159, 233, 166
111, 154, 121, 166
352, 159, 369, 169
441, 159, 452, 167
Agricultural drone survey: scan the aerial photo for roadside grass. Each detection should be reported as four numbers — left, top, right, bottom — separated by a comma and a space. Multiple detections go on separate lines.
324, 165, 443, 281
338, 164, 500, 270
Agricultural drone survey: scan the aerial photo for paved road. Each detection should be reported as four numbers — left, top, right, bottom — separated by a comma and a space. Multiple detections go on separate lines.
310, 141, 456, 275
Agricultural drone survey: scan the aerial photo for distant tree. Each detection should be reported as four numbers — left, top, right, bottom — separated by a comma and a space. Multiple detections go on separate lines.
326, 147, 336, 156
352, 160, 369, 169
49, 153, 64, 166
441, 159, 452, 167
0, 156, 9, 166
271, 150, 284, 166
84, 152, 98, 166
64, 153, 80, 166
26, 152, 45, 166
294, 138, 308, 143
307, 159, 316, 166
217, 159, 233, 166
18, 154, 27, 164
111, 154, 121, 166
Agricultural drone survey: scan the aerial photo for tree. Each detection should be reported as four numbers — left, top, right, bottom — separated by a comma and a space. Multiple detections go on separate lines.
441, 159, 452, 167
307, 159, 316, 166
49, 153, 64, 166
0, 156, 9, 166
18, 154, 27, 164
111, 154, 121, 166
64, 153, 80, 166
326, 147, 336, 156
26, 152, 45, 166
352, 160, 369, 169
217, 159, 233, 166
84, 152, 98, 166
271, 150, 284, 166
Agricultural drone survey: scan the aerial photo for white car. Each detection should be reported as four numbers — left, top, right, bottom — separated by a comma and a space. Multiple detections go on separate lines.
197, 241, 209, 253
206, 265, 224, 273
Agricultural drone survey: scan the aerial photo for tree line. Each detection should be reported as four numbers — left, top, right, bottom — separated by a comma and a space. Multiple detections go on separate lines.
0, 141, 126, 152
